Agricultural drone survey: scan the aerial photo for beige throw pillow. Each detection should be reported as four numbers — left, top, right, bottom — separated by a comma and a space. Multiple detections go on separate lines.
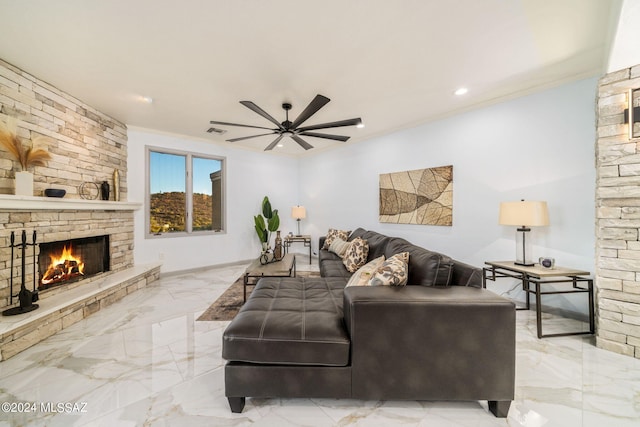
346, 256, 386, 287
342, 237, 370, 273
369, 252, 410, 286
329, 237, 352, 258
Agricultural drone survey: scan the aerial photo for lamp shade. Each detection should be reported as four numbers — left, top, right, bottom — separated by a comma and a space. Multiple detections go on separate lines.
291, 206, 306, 220
499, 200, 549, 227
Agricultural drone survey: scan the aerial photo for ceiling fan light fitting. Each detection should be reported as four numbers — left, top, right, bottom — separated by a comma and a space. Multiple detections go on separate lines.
209, 94, 359, 151
207, 127, 227, 135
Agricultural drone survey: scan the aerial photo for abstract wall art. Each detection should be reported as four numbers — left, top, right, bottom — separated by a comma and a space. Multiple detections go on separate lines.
379, 165, 453, 226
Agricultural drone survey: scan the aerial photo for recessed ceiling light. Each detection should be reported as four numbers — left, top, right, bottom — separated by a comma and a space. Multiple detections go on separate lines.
454, 87, 468, 96
356, 122, 365, 129
276, 143, 284, 148
137, 95, 153, 104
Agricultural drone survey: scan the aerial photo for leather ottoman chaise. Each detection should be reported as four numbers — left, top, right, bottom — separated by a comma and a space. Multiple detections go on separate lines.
222, 228, 516, 417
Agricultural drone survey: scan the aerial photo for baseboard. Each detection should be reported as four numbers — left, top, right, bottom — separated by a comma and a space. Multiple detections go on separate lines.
159, 259, 253, 278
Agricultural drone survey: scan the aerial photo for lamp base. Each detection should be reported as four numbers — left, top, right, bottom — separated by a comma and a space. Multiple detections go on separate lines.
515, 227, 534, 267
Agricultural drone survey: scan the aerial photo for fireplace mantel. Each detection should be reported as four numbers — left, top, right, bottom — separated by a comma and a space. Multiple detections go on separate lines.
0, 195, 142, 211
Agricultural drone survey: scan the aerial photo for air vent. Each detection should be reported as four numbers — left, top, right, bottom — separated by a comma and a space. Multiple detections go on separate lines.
207, 127, 227, 135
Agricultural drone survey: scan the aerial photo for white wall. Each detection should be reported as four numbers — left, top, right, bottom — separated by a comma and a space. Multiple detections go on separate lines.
127, 128, 300, 273
127, 79, 597, 314
299, 78, 597, 313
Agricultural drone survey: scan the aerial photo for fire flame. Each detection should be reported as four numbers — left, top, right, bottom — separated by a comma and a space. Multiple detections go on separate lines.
41, 245, 85, 286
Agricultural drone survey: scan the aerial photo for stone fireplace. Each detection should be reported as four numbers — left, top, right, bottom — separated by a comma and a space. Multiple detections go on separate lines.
0, 198, 141, 309
0, 60, 160, 360
0, 196, 163, 361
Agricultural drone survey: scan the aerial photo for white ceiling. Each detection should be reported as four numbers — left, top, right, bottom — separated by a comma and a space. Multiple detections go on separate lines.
0, 0, 621, 155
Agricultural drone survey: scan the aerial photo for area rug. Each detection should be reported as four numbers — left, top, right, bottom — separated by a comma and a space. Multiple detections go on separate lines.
197, 270, 321, 321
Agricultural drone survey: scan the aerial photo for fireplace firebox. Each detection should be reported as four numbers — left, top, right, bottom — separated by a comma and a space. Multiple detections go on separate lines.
38, 235, 110, 290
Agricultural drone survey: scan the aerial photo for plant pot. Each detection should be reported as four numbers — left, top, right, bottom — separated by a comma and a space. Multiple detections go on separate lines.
15, 171, 33, 196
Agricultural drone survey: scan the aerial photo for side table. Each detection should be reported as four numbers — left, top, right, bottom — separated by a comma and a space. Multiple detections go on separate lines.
283, 234, 312, 264
483, 261, 594, 338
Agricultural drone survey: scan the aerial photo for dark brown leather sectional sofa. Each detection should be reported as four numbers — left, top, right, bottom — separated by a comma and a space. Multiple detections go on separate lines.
222, 228, 516, 417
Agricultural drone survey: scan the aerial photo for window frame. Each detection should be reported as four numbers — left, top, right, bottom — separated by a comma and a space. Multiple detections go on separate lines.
145, 146, 226, 239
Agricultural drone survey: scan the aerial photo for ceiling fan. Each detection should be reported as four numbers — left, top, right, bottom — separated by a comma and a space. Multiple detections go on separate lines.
208, 94, 362, 151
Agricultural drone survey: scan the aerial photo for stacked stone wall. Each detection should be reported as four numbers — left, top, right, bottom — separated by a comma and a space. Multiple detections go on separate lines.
0, 58, 127, 198
596, 65, 640, 359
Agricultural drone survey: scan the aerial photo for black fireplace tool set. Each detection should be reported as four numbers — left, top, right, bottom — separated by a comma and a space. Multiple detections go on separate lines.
2, 230, 39, 316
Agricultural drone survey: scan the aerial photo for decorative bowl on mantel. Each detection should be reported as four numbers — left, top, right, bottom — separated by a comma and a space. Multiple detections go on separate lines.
44, 188, 66, 198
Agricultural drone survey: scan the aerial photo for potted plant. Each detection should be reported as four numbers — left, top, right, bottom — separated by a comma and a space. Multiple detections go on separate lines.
0, 117, 51, 196
254, 196, 280, 264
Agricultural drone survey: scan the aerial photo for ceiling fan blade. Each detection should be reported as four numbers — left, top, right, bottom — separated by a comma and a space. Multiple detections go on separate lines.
299, 131, 350, 142
240, 101, 285, 129
227, 132, 277, 142
296, 118, 362, 132
290, 94, 330, 129
291, 135, 314, 150
264, 134, 285, 151
209, 120, 274, 131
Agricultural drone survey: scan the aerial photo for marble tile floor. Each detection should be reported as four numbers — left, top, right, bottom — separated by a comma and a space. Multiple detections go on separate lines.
0, 259, 639, 427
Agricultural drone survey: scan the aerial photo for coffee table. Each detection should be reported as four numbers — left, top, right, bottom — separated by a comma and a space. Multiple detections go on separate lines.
243, 253, 296, 302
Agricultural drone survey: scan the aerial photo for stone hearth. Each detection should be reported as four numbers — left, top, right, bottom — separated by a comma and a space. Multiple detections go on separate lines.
0, 195, 141, 310
0, 195, 155, 360
0, 263, 160, 360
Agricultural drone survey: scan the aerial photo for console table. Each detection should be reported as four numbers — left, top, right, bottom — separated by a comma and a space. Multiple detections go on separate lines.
283, 234, 312, 264
482, 261, 594, 338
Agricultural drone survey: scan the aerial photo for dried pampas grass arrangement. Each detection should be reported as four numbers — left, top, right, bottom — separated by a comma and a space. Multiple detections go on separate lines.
0, 116, 51, 170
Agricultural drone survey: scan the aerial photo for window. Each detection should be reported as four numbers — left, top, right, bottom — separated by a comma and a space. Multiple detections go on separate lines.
147, 147, 225, 236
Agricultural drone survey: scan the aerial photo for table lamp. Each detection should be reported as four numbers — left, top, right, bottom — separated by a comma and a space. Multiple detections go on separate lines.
499, 200, 549, 266
291, 206, 306, 236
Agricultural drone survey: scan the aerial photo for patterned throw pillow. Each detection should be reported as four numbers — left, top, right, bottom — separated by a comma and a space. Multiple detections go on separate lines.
329, 237, 352, 258
342, 237, 370, 273
346, 256, 385, 287
322, 228, 351, 249
369, 252, 410, 286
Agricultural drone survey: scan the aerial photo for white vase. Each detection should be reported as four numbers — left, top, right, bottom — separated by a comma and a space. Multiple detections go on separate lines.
15, 171, 33, 196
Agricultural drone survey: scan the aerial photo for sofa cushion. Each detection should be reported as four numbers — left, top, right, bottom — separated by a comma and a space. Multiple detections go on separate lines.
319, 249, 352, 278
384, 238, 453, 286
322, 228, 351, 249
321, 258, 353, 278
343, 237, 370, 273
347, 228, 367, 241
369, 252, 409, 286
346, 255, 385, 287
359, 230, 392, 261
222, 277, 350, 366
